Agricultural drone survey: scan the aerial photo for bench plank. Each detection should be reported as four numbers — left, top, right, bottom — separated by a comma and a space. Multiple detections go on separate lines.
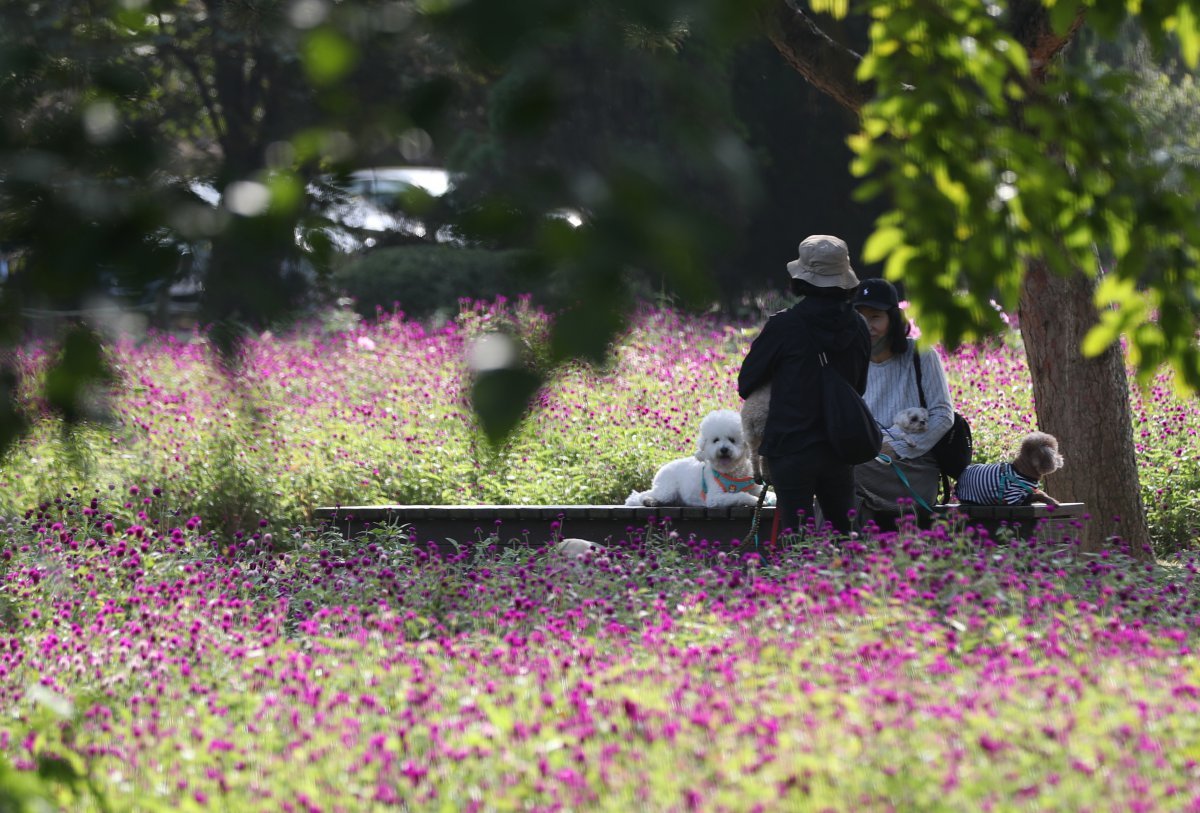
934, 502, 1087, 541
314, 503, 771, 551
314, 501, 1088, 550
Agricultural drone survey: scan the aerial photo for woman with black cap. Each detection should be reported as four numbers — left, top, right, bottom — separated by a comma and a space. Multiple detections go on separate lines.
738, 235, 871, 535
851, 278, 955, 528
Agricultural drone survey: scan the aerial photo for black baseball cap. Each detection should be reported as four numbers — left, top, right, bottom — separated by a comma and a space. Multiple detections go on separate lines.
853, 278, 900, 310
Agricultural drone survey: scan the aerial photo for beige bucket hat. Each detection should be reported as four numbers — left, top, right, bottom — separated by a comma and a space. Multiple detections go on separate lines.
786, 234, 859, 289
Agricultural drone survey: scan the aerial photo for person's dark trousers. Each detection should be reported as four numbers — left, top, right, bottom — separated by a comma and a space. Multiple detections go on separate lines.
766, 451, 856, 535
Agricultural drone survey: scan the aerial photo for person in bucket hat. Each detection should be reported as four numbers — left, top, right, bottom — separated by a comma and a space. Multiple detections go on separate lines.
787, 234, 860, 290
737, 235, 871, 536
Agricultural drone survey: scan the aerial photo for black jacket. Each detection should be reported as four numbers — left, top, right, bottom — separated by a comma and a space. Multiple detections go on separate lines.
738, 296, 871, 457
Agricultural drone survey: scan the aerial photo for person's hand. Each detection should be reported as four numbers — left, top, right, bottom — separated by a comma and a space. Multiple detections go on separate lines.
879, 440, 897, 459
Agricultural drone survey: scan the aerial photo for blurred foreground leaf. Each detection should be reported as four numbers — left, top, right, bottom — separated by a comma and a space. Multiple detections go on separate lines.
0, 365, 26, 461
470, 367, 543, 443
43, 326, 113, 424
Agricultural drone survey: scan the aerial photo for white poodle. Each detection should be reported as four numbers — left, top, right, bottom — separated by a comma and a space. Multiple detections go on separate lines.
625, 409, 774, 508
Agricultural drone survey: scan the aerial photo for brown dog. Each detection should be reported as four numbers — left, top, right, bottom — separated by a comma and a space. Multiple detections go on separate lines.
955, 431, 1063, 505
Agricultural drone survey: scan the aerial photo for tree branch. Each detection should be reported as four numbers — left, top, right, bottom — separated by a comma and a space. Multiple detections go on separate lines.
761, 1, 870, 114
1005, 0, 1086, 80
162, 49, 227, 149
763, 1, 1086, 114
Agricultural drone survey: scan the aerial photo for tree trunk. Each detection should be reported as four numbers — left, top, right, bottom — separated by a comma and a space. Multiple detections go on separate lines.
1018, 260, 1152, 558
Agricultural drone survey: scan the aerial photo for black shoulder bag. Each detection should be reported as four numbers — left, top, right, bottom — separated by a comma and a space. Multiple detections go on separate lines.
806, 327, 881, 465
912, 347, 973, 500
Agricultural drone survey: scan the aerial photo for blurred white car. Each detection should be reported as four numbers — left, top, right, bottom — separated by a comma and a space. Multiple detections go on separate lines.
184, 166, 584, 257
323, 166, 460, 249
327, 166, 583, 246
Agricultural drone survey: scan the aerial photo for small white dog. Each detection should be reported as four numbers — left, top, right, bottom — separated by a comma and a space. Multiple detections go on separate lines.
740, 385, 771, 484
625, 409, 773, 508
891, 407, 929, 445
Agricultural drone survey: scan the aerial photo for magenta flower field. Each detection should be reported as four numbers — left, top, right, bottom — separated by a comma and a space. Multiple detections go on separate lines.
4, 495, 1200, 810
3, 300, 1197, 549
2, 300, 1200, 809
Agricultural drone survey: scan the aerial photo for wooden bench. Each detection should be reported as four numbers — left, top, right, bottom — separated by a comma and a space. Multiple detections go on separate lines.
932, 502, 1088, 542
312, 501, 1088, 553
313, 504, 775, 555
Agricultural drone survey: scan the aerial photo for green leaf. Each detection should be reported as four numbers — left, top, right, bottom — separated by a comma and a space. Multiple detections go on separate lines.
1178, 3, 1200, 68
44, 326, 113, 424
932, 165, 969, 208
862, 226, 906, 263
266, 172, 304, 215
36, 754, 80, 785
1084, 277, 1148, 357
470, 367, 542, 443
1082, 316, 1121, 357
883, 244, 919, 280
550, 298, 628, 366
303, 28, 358, 86
808, 0, 850, 18
1047, 0, 1084, 36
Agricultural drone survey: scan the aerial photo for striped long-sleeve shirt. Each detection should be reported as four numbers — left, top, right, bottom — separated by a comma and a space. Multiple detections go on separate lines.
862, 341, 954, 460
955, 462, 1039, 505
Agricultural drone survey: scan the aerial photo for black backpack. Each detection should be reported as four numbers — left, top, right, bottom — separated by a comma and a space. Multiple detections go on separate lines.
819, 350, 884, 465
801, 321, 882, 465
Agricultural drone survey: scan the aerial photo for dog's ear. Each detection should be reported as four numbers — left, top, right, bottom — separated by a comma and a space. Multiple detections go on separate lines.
1041, 446, 1064, 475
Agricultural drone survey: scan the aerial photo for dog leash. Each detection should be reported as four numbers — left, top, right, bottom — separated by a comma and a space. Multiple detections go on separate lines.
876, 453, 935, 514
746, 482, 772, 547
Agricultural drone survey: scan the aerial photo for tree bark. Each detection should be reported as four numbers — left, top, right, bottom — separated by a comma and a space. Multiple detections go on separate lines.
1018, 262, 1151, 558
759, 3, 869, 114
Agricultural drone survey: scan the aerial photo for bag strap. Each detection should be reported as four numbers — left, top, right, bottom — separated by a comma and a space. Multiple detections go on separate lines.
801, 320, 887, 434
911, 340, 927, 409
797, 319, 835, 370
910, 340, 951, 503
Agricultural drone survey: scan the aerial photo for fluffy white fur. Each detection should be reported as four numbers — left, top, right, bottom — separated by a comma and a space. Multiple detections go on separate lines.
740, 385, 771, 484
626, 409, 773, 508
890, 406, 929, 445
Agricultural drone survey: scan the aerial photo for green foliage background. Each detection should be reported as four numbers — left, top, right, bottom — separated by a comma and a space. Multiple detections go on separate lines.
5, 0, 1200, 449
332, 245, 537, 319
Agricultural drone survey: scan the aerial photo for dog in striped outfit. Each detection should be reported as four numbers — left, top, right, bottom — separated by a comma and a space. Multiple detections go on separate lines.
955, 431, 1063, 506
